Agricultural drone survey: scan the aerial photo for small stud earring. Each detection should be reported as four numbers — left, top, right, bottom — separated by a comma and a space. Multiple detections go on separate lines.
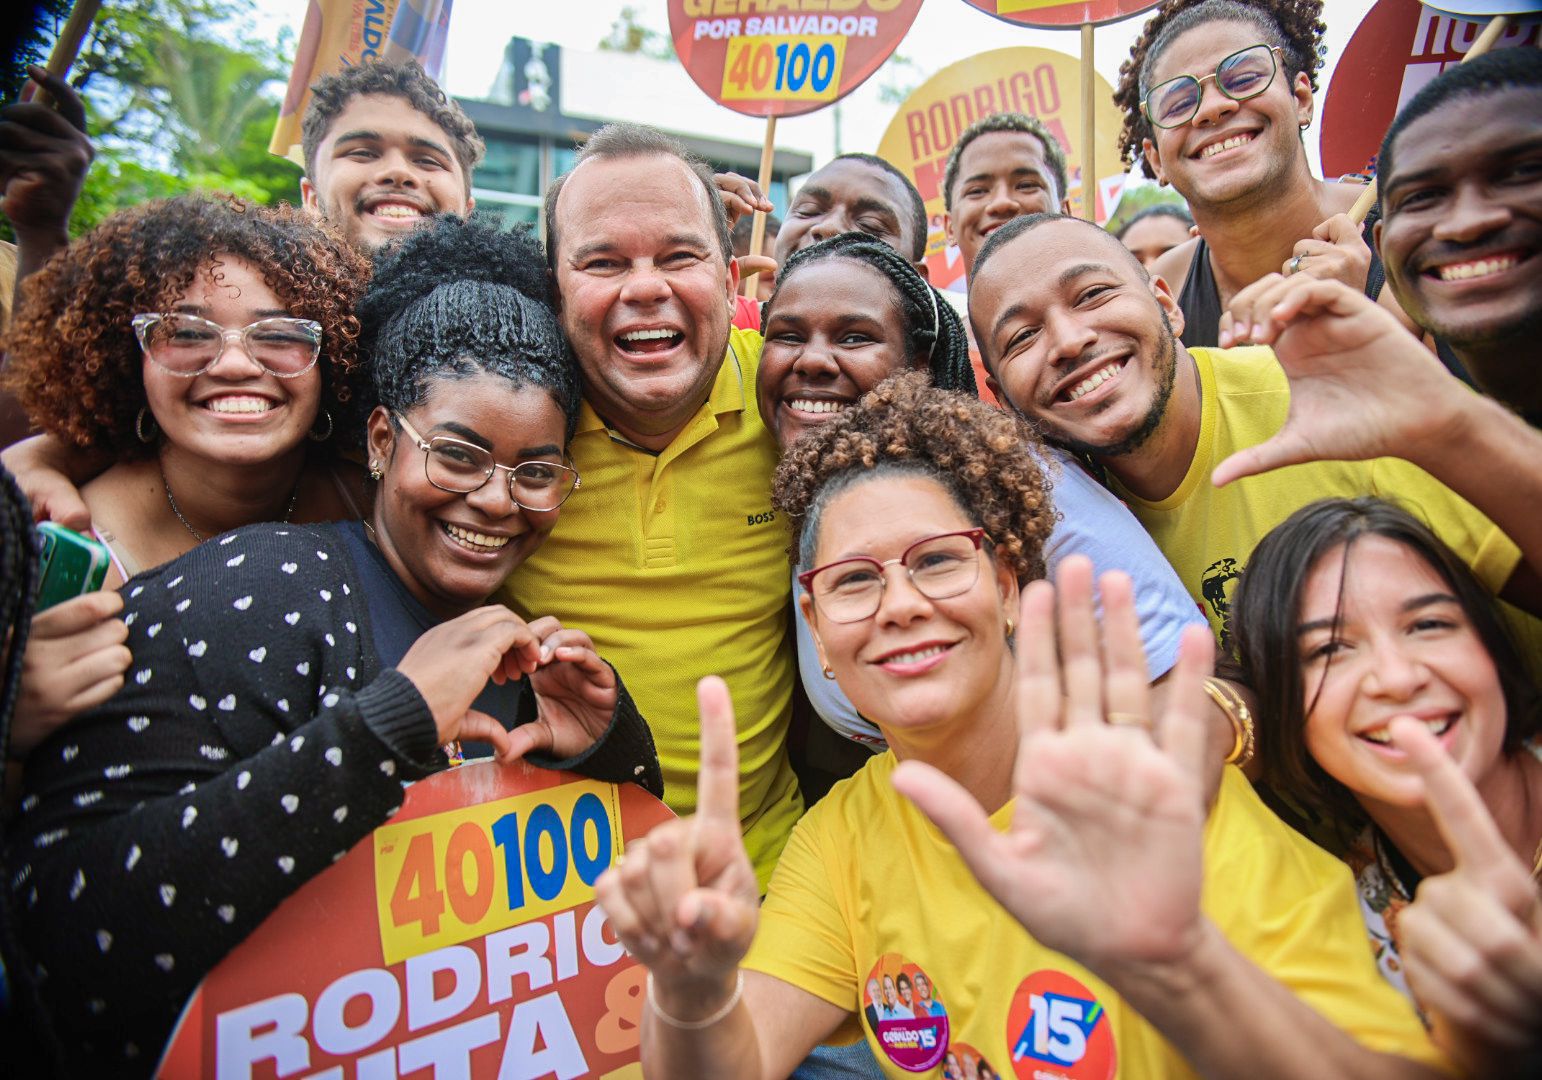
368, 461, 382, 481
1005, 618, 1015, 637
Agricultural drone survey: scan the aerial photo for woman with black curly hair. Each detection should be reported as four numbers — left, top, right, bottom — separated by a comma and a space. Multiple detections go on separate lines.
5, 214, 662, 1076
594, 372, 1443, 1079
1114, 0, 1409, 348
5, 195, 370, 765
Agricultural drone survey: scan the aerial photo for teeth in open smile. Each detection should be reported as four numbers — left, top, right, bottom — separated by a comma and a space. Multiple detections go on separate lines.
1200, 134, 1253, 159
1436, 254, 1518, 282
1067, 362, 1123, 401
884, 644, 947, 665
1359, 716, 1455, 745
206, 397, 273, 414
371, 204, 423, 219
789, 399, 848, 416
443, 523, 510, 551
619, 328, 680, 342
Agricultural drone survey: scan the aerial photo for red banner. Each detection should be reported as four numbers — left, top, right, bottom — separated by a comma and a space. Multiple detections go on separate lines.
959, 0, 1159, 29
1319, 0, 1540, 180
669, 0, 923, 118
157, 762, 673, 1079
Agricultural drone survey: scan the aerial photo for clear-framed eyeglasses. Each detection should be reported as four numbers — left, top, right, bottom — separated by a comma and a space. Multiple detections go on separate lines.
1142, 44, 1284, 131
798, 528, 990, 624
132, 312, 323, 378
393, 412, 580, 512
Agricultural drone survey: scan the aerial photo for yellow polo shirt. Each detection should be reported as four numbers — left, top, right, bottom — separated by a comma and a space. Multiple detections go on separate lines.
501, 328, 800, 888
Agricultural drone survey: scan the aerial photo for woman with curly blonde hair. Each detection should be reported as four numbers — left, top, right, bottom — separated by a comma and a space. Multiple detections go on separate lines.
2, 195, 369, 752
593, 372, 1445, 1079
1113, 0, 1414, 348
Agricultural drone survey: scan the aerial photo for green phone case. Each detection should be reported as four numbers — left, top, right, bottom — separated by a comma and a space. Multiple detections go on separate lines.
35, 522, 111, 611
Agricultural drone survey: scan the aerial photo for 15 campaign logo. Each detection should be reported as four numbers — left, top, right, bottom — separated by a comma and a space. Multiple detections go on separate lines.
1005, 970, 1115, 1080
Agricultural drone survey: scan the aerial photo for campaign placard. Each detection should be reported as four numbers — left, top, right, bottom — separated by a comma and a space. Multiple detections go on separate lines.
1319, 0, 1540, 181
875, 46, 1127, 294
669, 0, 924, 117
959, 0, 1159, 29
157, 761, 673, 1079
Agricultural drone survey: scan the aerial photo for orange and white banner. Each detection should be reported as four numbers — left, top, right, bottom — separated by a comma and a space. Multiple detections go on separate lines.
269, 0, 454, 165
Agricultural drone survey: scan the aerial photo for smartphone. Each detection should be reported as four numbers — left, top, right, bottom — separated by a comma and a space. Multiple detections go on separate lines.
34, 522, 110, 612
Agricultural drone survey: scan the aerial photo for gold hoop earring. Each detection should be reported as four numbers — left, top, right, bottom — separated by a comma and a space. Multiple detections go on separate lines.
1005, 618, 1015, 637
822, 666, 836, 680
135, 407, 158, 444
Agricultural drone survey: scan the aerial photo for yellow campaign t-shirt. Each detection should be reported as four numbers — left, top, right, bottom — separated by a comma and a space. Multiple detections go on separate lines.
745, 757, 1445, 1078
500, 328, 800, 889
1114, 346, 1536, 662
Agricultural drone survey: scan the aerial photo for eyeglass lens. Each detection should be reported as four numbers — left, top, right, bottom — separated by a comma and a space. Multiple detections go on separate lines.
1147, 44, 1277, 129
425, 439, 577, 511
811, 533, 982, 623
139, 314, 320, 377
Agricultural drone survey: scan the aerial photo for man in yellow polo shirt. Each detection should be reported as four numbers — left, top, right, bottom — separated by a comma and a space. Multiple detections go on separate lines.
502, 124, 800, 889
964, 213, 1541, 659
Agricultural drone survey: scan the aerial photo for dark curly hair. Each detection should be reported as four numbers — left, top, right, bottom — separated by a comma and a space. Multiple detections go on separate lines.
1115, 0, 1327, 178
301, 59, 485, 190
359, 213, 581, 441
1232, 497, 1542, 848
773, 371, 1053, 582
765, 232, 976, 397
2, 195, 370, 458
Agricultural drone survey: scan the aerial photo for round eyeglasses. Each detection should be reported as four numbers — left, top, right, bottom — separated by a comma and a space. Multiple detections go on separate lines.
132, 313, 323, 378
393, 412, 580, 512
1142, 44, 1283, 131
798, 529, 989, 624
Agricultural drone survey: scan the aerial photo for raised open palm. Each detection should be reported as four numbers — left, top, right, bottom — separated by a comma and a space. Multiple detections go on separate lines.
893, 556, 1217, 972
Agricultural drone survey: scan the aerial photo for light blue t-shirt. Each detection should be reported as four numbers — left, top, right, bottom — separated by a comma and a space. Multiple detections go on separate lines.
795, 446, 1207, 746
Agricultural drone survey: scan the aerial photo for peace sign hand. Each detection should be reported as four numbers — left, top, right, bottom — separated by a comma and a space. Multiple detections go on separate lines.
893, 556, 1217, 977
1389, 717, 1542, 1069
594, 677, 759, 1010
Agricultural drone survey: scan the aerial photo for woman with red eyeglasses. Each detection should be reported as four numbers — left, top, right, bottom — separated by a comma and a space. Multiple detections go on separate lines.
594, 373, 1446, 1079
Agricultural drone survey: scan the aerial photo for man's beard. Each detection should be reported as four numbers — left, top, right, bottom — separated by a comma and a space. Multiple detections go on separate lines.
1035, 307, 1179, 461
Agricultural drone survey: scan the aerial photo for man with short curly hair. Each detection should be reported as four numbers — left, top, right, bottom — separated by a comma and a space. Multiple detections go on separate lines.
299, 60, 484, 250
943, 112, 1070, 277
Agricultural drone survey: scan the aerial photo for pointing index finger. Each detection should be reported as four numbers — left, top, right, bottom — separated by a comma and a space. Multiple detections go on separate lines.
1388, 716, 1513, 874
695, 676, 741, 826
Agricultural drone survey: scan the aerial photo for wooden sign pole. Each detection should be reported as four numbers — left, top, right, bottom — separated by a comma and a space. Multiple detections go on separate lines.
1081, 22, 1097, 222
744, 115, 778, 297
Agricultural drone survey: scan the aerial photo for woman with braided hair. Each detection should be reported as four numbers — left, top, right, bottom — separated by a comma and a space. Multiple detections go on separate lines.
1114, 0, 1415, 348
756, 232, 1210, 760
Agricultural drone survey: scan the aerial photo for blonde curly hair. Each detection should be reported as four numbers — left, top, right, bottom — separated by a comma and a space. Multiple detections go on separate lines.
773, 372, 1056, 583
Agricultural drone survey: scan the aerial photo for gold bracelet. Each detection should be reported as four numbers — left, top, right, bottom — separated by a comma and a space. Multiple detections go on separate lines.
647, 971, 744, 1030
1203, 677, 1256, 769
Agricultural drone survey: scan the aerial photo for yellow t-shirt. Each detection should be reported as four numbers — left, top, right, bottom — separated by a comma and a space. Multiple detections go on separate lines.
500, 328, 800, 889
1114, 346, 1533, 660
745, 757, 1444, 1078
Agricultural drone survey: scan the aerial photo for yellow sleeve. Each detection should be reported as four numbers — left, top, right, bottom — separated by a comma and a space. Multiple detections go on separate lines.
1201, 770, 1449, 1069
1371, 457, 1521, 593
742, 813, 858, 1012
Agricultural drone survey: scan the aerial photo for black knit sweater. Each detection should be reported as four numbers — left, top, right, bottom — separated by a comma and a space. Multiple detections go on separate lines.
4, 523, 661, 1075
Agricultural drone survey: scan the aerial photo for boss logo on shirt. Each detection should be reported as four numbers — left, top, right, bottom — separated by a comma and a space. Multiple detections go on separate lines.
746, 510, 777, 526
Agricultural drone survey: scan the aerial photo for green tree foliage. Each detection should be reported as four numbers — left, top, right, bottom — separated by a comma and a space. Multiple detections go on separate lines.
598, 6, 675, 61
1105, 183, 1191, 234
4, 0, 299, 241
